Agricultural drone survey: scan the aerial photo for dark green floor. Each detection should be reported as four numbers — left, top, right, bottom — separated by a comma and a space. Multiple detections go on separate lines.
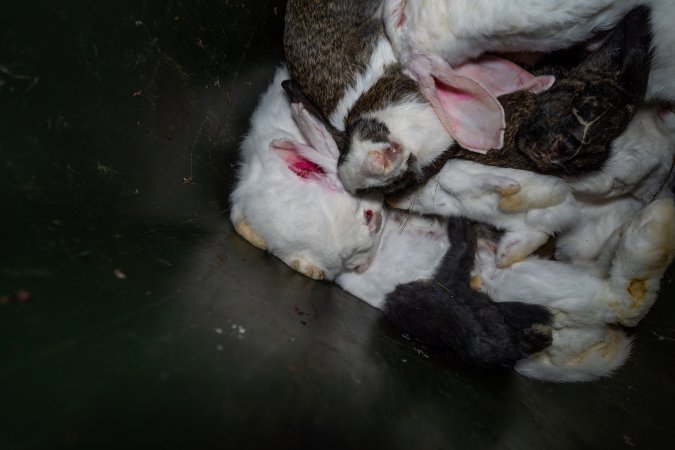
1, 1, 674, 449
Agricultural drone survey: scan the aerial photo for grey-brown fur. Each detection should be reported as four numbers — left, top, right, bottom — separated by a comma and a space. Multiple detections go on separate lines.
284, 0, 384, 117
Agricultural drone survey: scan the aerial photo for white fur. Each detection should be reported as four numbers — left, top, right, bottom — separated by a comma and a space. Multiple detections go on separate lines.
515, 326, 632, 383
386, 0, 675, 102
230, 66, 385, 280
556, 106, 675, 265
473, 197, 675, 328
390, 159, 579, 267
337, 211, 450, 309
338, 98, 455, 192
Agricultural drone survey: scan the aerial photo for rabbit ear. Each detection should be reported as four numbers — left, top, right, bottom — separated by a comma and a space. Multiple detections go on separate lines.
270, 138, 343, 192
290, 102, 340, 165
409, 54, 554, 154
281, 79, 342, 162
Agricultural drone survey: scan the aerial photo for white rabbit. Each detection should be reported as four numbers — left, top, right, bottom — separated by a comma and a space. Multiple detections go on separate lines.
229, 66, 385, 281
336, 210, 450, 310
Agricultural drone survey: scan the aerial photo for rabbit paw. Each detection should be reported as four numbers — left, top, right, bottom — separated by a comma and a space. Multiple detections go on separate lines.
233, 218, 267, 250
496, 231, 549, 268
498, 183, 568, 213
515, 326, 631, 382
471, 238, 500, 292
288, 258, 326, 281
611, 198, 675, 326
469, 173, 520, 196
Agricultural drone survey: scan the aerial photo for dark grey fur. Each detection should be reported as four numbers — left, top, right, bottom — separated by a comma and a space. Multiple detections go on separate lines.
384, 219, 553, 368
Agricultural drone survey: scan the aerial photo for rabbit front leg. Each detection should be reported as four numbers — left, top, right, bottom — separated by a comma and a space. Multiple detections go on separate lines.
474, 198, 675, 327
472, 240, 619, 327
439, 161, 578, 266
387, 164, 520, 217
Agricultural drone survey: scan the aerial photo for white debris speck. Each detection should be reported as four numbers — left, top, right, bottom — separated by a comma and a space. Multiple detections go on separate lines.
114, 269, 127, 279
401, 359, 408, 363
216, 344, 224, 352
230, 324, 246, 339
214, 327, 223, 335
134, 20, 143, 26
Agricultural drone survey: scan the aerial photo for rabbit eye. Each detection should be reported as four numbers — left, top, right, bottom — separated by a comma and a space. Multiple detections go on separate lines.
657, 103, 674, 120
364, 209, 382, 234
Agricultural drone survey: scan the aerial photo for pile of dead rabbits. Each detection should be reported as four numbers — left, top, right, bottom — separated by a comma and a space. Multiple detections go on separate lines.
229, 0, 675, 382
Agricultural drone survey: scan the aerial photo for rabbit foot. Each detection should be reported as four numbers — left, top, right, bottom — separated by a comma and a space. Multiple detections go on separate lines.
234, 218, 267, 250
289, 258, 326, 281
494, 183, 520, 197
515, 326, 631, 382
496, 231, 549, 268
498, 184, 568, 213
611, 198, 675, 326
471, 238, 500, 291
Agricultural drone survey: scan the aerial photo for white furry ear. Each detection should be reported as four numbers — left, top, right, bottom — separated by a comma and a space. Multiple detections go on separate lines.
269, 138, 343, 192
290, 102, 340, 166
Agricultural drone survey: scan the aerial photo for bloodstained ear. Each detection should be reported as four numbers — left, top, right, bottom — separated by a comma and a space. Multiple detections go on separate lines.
270, 139, 342, 192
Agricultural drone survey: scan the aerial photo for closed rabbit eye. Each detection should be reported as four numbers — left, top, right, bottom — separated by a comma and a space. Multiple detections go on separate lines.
658, 103, 675, 120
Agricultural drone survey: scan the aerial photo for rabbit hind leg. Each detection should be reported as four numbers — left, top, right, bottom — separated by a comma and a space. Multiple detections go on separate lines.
233, 217, 268, 250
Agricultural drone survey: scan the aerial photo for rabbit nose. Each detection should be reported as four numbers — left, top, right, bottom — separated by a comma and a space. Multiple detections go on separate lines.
366, 142, 403, 176
548, 135, 563, 160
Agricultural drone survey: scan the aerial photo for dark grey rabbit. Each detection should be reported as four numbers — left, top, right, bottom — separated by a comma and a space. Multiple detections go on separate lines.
384, 218, 553, 368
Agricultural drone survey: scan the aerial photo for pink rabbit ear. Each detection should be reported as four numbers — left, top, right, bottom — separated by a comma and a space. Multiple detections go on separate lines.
453, 55, 555, 96
408, 54, 555, 154
270, 139, 342, 192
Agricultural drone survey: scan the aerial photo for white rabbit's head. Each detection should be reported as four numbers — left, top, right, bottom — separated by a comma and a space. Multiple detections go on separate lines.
266, 136, 385, 278
230, 70, 386, 281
